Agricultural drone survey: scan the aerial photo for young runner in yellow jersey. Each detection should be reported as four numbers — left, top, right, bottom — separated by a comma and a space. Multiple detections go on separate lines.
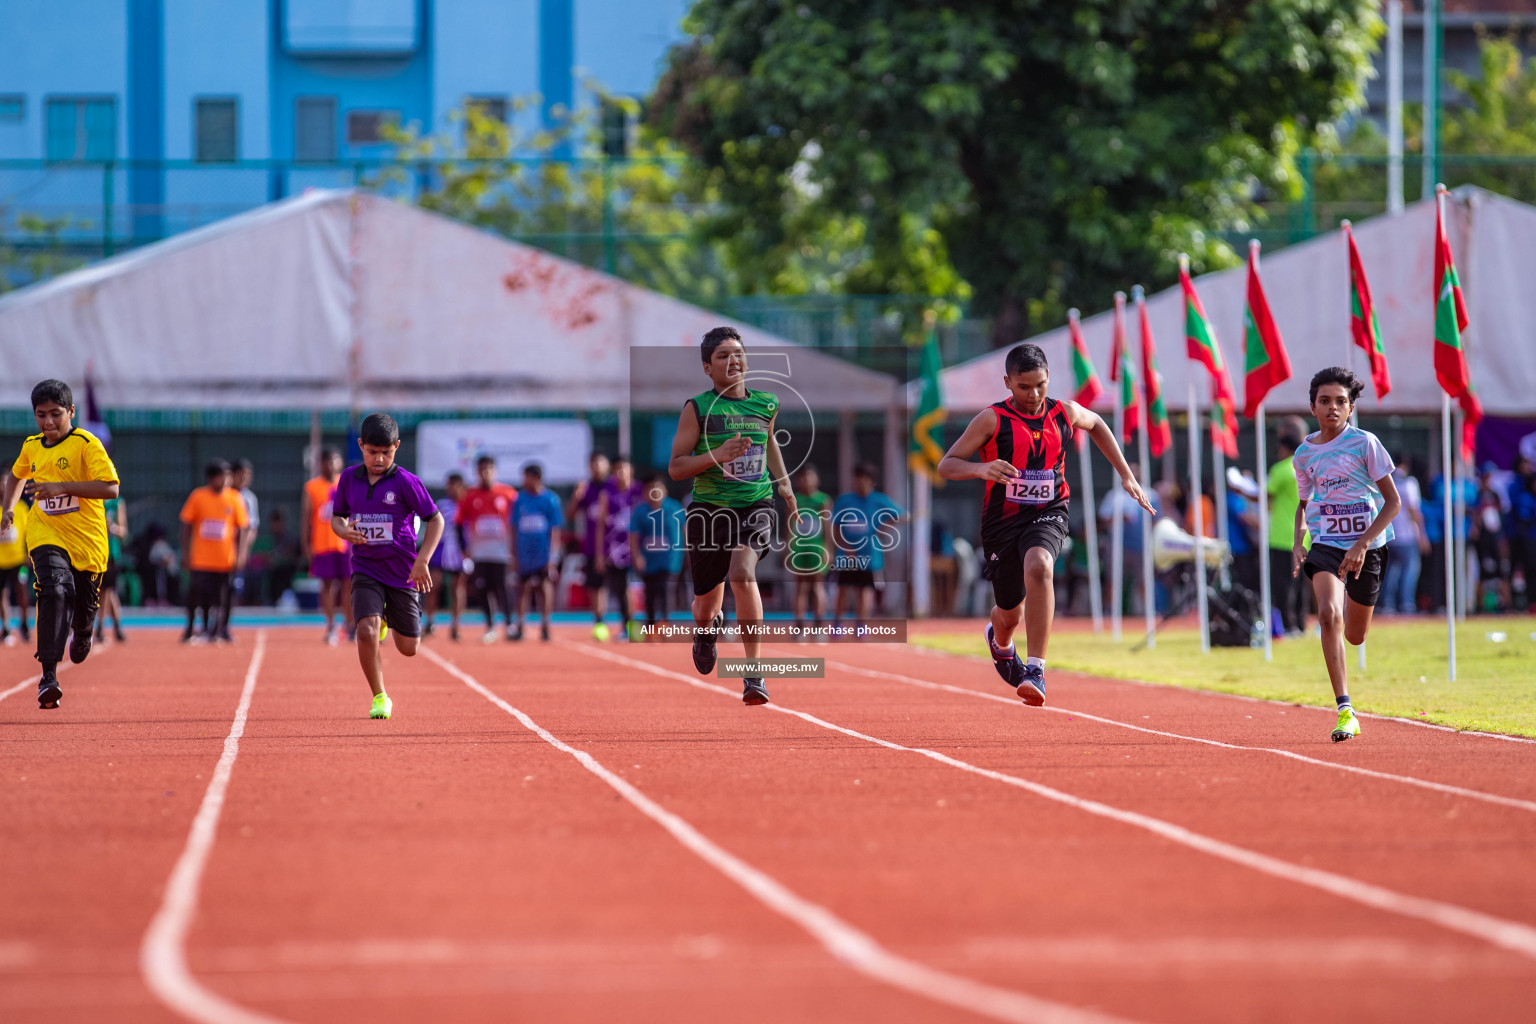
0, 380, 121, 709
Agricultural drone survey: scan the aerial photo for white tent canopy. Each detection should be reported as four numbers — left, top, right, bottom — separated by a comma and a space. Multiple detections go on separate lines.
939, 187, 1532, 416
0, 189, 900, 412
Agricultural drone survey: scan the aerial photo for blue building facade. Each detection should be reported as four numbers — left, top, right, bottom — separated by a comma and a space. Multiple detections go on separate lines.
0, 0, 688, 245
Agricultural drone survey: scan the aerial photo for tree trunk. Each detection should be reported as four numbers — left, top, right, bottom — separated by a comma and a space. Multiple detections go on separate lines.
990, 290, 1028, 349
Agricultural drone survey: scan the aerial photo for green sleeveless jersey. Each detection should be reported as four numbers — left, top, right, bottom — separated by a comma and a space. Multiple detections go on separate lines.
688, 387, 779, 507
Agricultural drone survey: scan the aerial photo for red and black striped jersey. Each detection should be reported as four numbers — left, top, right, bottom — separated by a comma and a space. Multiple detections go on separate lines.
979, 397, 1074, 528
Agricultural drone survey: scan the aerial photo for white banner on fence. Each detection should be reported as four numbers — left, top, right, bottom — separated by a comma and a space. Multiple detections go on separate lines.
415, 419, 593, 488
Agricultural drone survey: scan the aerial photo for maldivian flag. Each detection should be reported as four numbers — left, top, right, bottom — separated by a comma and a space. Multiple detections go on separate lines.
1345, 222, 1391, 400
908, 327, 946, 478
1242, 242, 1291, 418
1068, 309, 1103, 407
1135, 285, 1172, 458
1181, 257, 1239, 457
1110, 292, 1140, 441
1434, 188, 1480, 460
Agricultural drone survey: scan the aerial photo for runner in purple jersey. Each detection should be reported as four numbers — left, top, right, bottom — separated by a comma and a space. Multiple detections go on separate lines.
596, 457, 643, 641
330, 414, 444, 721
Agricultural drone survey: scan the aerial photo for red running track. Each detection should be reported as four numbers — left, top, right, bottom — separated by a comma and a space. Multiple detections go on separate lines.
1, 627, 1534, 1023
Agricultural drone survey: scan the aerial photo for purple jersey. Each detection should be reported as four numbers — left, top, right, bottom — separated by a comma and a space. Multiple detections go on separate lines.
331, 464, 439, 590
603, 479, 643, 568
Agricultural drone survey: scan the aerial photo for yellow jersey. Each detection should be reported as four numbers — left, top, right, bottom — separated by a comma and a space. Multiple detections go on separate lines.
0, 499, 26, 569
10, 428, 120, 574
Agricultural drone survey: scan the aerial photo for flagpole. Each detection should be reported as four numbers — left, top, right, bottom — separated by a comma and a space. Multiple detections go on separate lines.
1189, 379, 1210, 654
1134, 285, 1157, 650
1442, 393, 1457, 680
1079, 434, 1103, 635
1454, 403, 1468, 620
1111, 294, 1127, 643
1343, 220, 1366, 672
1213, 441, 1229, 590
1257, 400, 1273, 661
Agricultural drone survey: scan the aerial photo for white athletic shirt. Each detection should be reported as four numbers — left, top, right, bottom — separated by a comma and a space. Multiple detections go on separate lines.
1292, 424, 1395, 551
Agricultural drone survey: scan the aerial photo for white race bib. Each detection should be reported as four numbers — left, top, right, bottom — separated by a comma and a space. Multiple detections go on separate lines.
0, 525, 16, 544
355, 514, 393, 545
39, 493, 80, 516
1311, 500, 1372, 543
198, 519, 228, 541
722, 443, 766, 481
519, 513, 549, 534
474, 516, 508, 539
1005, 470, 1056, 506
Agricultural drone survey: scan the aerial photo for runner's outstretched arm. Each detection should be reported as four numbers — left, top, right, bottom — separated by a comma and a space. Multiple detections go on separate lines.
765, 413, 797, 530
668, 404, 750, 481
1062, 400, 1155, 516
936, 409, 1010, 483
1337, 474, 1401, 580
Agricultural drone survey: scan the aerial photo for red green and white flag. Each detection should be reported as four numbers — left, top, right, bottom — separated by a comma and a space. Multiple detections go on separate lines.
1136, 287, 1172, 458
1181, 258, 1239, 458
1110, 293, 1140, 441
1345, 222, 1391, 400
1434, 189, 1480, 461
1242, 242, 1291, 418
1068, 308, 1103, 408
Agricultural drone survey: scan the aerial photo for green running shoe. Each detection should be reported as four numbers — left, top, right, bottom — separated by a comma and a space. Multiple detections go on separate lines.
1331, 705, 1359, 742
593, 622, 611, 642
370, 693, 393, 720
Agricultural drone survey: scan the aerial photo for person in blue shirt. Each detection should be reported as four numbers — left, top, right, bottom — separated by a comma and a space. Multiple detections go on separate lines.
831, 463, 904, 623
1422, 471, 1478, 615
630, 472, 686, 634
512, 463, 564, 641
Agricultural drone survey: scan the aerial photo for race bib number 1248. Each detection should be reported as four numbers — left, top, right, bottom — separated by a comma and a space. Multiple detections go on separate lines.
1005, 470, 1056, 506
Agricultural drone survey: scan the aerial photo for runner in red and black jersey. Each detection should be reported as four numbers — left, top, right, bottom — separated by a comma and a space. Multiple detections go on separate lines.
938, 343, 1153, 705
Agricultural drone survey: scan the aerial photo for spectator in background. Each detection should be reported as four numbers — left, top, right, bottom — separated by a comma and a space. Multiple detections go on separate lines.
180, 460, 248, 643
303, 448, 351, 645
1225, 468, 1260, 596
1422, 469, 1478, 614
832, 463, 904, 625
252, 507, 300, 605
1471, 466, 1511, 612
94, 495, 128, 643
424, 472, 467, 640
221, 458, 258, 636
1269, 417, 1308, 636
1511, 473, 1536, 612
459, 454, 518, 644
788, 464, 833, 634
632, 472, 685, 634
596, 457, 642, 642
567, 452, 612, 640
1098, 465, 1158, 614
1382, 454, 1429, 614
0, 495, 30, 645
1184, 479, 1217, 540
513, 463, 563, 642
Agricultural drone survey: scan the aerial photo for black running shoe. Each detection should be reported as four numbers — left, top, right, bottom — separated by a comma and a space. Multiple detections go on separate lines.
692, 613, 724, 675
985, 623, 1025, 689
540, 624, 551, 642
1017, 663, 1046, 707
69, 630, 93, 665
742, 677, 770, 705
38, 676, 61, 710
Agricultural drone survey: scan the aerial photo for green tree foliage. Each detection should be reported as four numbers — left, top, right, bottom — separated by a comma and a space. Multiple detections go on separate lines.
652, 1, 1381, 344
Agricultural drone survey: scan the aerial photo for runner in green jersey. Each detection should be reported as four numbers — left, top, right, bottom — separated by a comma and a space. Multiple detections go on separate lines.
669, 327, 797, 705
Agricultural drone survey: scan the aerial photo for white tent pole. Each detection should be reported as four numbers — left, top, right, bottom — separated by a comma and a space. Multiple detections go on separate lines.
1134, 285, 1156, 650
1442, 393, 1457, 680
1257, 401, 1272, 661
1189, 380, 1210, 654
1111, 293, 1126, 642
1079, 434, 1103, 635
1387, 0, 1405, 215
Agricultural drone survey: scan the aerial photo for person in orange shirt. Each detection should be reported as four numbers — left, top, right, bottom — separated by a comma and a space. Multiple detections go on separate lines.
179, 460, 250, 644
1185, 483, 1218, 540
302, 448, 351, 645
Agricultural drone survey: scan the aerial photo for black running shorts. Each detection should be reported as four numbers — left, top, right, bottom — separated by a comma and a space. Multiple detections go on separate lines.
981, 506, 1071, 611
686, 500, 775, 596
351, 572, 422, 637
1302, 543, 1389, 608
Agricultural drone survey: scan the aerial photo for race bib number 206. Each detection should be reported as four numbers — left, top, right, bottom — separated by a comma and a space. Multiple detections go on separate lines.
1005, 470, 1056, 506
1314, 500, 1372, 542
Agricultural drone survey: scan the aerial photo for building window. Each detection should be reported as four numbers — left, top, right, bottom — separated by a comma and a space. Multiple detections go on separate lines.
346, 110, 398, 146
0, 95, 23, 121
466, 96, 507, 124
295, 96, 336, 162
45, 96, 116, 161
194, 98, 238, 163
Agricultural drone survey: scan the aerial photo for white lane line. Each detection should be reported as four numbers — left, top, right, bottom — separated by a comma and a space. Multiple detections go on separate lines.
140, 632, 292, 1024
905, 642, 1536, 745
574, 642, 1536, 962
827, 660, 1536, 815
423, 645, 1138, 1024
